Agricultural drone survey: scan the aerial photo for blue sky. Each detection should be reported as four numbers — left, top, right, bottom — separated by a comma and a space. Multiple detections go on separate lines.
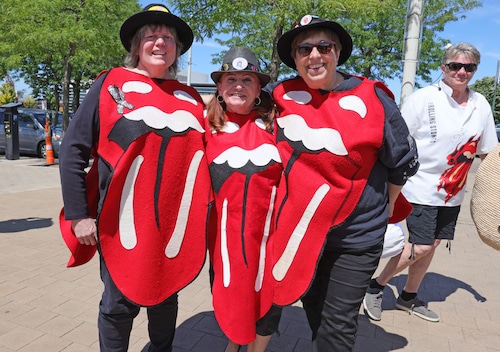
443, 0, 500, 86
385, 0, 500, 101
12, 0, 500, 102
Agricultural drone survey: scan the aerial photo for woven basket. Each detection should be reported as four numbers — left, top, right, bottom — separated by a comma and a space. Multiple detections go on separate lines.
470, 143, 500, 250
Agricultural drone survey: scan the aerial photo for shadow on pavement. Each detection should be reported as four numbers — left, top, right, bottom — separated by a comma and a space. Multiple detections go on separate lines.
0, 217, 53, 233
139, 271, 486, 352
161, 306, 314, 352
386, 272, 486, 306
356, 315, 409, 351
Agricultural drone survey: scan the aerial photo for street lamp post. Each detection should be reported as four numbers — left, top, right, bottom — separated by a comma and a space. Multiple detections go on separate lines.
400, 0, 425, 107
187, 47, 192, 86
492, 59, 500, 116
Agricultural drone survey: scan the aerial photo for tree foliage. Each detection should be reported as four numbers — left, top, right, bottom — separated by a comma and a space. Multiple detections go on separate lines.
471, 76, 499, 123
0, 0, 485, 126
22, 95, 37, 109
167, 0, 391, 82
168, 0, 481, 85
0, 0, 140, 130
0, 83, 16, 105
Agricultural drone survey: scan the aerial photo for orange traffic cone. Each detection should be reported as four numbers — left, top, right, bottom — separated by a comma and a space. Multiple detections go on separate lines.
45, 116, 55, 165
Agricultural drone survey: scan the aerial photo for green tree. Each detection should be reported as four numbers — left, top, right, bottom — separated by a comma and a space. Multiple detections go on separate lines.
0, 0, 140, 131
166, 0, 384, 82
168, 0, 481, 84
23, 95, 37, 109
0, 83, 17, 105
471, 76, 499, 123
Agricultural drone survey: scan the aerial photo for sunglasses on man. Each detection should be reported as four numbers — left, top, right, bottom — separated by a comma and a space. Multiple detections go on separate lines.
296, 41, 336, 57
445, 62, 477, 72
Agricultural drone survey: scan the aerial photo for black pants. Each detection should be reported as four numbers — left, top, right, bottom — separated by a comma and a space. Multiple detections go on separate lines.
98, 258, 178, 352
301, 244, 382, 352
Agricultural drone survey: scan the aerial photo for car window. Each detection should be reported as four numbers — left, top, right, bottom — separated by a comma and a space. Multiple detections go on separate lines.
55, 114, 63, 128
18, 113, 35, 128
32, 113, 48, 126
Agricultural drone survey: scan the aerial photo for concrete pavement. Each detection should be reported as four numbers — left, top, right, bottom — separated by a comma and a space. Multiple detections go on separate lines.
0, 156, 499, 351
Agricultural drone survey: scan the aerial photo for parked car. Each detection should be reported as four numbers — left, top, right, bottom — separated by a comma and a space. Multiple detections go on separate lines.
496, 123, 500, 142
0, 108, 62, 158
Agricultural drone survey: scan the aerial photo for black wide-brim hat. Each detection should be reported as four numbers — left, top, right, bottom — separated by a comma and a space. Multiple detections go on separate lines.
211, 47, 271, 86
120, 4, 193, 55
277, 15, 353, 69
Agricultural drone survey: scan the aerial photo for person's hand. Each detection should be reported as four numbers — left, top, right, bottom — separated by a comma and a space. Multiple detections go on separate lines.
71, 218, 97, 246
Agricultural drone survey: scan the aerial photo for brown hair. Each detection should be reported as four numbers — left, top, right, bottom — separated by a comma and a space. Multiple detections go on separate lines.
290, 28, 341, 62
124, 23, 183, 76
206, 90, 275, 132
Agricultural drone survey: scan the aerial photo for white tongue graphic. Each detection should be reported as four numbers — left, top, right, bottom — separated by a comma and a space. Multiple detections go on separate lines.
273, 184, 330, 281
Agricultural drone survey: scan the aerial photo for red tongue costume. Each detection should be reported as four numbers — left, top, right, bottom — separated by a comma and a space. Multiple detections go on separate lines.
271, 77, 391, 306
206, 111, 282, 345
61, 67, 211, 307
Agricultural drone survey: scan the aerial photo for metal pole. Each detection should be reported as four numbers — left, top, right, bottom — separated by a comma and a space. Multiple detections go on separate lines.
400, 0, 425, 106
187, 47, 192, 86
492, 59, 500, 115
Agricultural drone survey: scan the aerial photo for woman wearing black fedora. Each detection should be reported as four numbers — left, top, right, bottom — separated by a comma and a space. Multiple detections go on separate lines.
264, 15, 419, 351
205, 47, 283, 352
59, 4, 211, 351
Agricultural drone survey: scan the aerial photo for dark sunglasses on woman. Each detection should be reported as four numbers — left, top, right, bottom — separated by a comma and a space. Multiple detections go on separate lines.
296, 41, 336, 57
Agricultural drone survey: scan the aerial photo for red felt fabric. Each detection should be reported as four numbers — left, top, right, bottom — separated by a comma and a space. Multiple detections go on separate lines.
271, 78, 385, 306
59, 157, 99, 267
206, 111, 282, 344
96, 69, 211, 306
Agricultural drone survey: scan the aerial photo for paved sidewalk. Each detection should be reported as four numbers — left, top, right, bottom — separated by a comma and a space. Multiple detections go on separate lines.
0, 156, 499, 351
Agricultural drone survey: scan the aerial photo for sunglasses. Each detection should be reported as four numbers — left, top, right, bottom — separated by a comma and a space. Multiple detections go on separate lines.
296, 41, 336, 57
446, 62, 477, 72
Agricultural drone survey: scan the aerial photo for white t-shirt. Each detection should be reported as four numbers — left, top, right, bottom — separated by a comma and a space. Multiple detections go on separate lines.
401, 80, 498, 207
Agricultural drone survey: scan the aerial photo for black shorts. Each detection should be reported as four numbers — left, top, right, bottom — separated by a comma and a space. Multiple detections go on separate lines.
406, 203, 461, 245
256, 304, 282, 336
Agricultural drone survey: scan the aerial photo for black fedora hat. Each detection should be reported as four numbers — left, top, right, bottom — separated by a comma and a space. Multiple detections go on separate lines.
211, 47, 271, 86
277, 15, 353, 69
120, 4, 193, 55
